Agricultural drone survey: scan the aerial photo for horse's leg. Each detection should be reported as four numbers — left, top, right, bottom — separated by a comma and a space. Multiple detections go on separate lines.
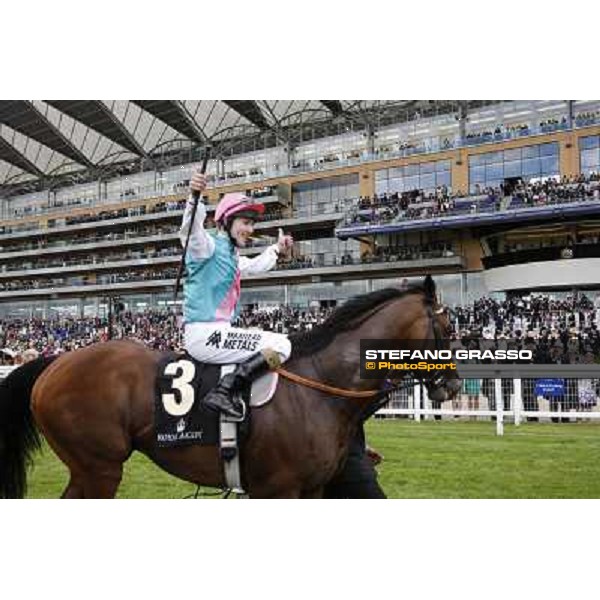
80, 464, 124, 499
58, 465, 122, 499
299, 487, 324, 499
39, 416, 129, 499
61, 476, 84, 499
248, 485, 302, 499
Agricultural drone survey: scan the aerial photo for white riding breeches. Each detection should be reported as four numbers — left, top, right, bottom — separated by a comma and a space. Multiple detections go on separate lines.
185, 322, 292, 365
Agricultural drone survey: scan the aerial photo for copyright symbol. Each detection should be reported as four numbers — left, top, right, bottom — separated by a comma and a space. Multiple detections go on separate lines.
366, 362, 376, 370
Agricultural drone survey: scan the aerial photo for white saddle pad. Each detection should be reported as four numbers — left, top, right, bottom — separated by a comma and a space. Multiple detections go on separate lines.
220, 365, 279, 407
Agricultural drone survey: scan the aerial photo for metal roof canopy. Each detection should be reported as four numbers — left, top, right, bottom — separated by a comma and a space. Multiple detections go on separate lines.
132, 100, 208, 144
0, 100, 513, 194
223, 101, 271, 131
0, 135, 44, 178
0, 101, 94, 168
320, 100, 344, 116
44, 100, 148, 158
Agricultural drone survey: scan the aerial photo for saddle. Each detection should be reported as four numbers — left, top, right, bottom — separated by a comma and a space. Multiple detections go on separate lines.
154, 351, 278, 448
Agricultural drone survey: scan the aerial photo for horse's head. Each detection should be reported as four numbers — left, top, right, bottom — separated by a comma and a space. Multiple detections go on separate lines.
417, 275, 462, 403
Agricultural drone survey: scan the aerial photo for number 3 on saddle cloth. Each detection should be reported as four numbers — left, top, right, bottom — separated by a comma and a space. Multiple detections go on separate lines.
155, 352, 279, 449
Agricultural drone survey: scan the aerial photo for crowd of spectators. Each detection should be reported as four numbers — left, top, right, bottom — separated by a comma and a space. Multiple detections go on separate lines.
448, 293, 600, 418
343, 173, 600, 227
0, 305, 337, 359
1, 246, 181, 274
507, 174, 600, 208
575, 110, 600, 126
452, 293, 598, 348
345, 185, 480, 225
0, 267, 180, 292
2, 292, 600, 418
1, 291, 599, 357
361, 242, 455, 264
0, 223, 181, 254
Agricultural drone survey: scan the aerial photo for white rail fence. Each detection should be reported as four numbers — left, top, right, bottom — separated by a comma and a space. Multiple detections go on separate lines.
381, 378, 600, 435
2, 365, 599, 436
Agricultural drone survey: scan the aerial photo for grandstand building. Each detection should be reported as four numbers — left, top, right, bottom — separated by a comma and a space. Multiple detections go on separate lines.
0, 99, 599, 319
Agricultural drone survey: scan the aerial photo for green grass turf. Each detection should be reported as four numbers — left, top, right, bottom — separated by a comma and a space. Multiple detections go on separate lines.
24, 419, 600, 498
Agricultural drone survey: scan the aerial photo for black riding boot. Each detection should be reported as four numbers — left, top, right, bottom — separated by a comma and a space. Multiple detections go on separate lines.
203, 350, 280, 419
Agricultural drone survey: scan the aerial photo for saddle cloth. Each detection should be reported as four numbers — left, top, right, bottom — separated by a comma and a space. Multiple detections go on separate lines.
154, 352, 278, 447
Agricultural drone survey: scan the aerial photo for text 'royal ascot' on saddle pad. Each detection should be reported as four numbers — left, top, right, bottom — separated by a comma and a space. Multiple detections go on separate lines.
154, 352, 279, 447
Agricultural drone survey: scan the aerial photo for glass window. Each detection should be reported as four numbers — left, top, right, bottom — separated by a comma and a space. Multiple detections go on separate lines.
581, 148, 600, 170
504, 160, 522, 178
375, 180, 388, 195
375, 160, 451, 193
240, 286, 284, 306
404, 176, 419, 190
539, 142, 559, 157
469, 154, 485, 167
317, 186, 330, 202
522, 158, 541, 176
464, 272, 495, 303
540, 156, 559, 175
580, 135, 600, 150
436, 171, 451, 187
522, 145, 540, 159
388, 176, 403, 191
486, 179, 503, 190
404, 164, 419, 176
504, 148, 521, 162
420, 173, 435, 190
484, 151, 503, 164
433, 273, 464, 306
486, 164, 504, 180
470, 166, 486, 183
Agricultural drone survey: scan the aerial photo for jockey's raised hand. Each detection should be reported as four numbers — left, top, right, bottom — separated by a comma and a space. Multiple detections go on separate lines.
277, 228, 293, 254
190, 169, 208, 196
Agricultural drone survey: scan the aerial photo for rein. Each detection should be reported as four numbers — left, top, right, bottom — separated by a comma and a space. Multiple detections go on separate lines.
275, 366, 382, 399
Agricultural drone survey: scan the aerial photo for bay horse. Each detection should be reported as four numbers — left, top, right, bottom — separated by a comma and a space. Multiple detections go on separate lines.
0, 276, 460, 499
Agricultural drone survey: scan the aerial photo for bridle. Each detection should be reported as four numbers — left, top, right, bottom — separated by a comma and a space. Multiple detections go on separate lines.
420, 304, 451, 394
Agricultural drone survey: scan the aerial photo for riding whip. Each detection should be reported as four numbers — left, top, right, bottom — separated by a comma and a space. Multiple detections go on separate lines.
173, 148, 211, 300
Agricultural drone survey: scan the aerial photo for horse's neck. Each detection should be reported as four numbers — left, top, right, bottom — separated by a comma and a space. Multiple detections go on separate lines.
302, 294, 426, 392
286, 295, 426, 403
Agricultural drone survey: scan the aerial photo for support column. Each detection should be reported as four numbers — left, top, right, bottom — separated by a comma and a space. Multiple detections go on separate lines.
365, 124, 375, 157
567, 100, 574, 129
359, 168, 375, 198
458, 102, 468, 145
560, 130, 579, 179
451, 149, 469, 195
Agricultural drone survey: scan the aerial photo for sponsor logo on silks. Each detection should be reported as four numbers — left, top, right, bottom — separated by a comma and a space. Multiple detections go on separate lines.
222, 330, 262, 352
206, 330, 222, 348
177, 418, 186, 433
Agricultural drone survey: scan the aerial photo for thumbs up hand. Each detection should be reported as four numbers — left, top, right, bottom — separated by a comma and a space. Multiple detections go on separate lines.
277, 228, 293, 253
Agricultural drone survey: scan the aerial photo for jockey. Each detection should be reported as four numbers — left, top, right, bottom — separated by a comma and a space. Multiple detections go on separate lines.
180, 168, 293, 419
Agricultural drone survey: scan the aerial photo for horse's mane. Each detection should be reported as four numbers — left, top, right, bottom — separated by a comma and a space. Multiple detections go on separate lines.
289, 281, 431, 359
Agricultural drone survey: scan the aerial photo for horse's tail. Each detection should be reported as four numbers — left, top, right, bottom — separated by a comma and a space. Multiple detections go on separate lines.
0, 356, 56, 498
423, 274, 436, 305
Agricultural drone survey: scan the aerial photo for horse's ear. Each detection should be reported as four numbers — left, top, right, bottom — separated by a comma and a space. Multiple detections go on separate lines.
423, 274, 436, 305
